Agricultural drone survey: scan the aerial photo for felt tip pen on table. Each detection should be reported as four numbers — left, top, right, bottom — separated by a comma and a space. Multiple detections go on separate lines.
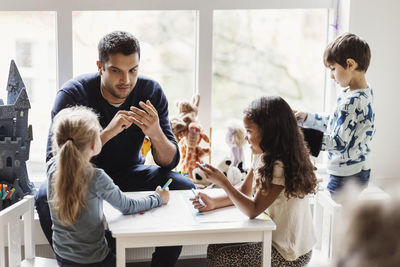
9, 188, 15, 199
1, 190, 8, 200
162, 178, 173, 190
191, 188, 205, 206
5, 188, 15, 200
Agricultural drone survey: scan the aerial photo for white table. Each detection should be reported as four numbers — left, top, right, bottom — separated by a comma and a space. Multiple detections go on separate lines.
103, 189, 276, 267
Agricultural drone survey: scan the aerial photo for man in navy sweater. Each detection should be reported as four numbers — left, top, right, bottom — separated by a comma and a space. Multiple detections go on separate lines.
35, 31, 195, 267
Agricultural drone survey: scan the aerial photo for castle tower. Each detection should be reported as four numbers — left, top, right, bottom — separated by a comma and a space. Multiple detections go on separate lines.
6, 60, 26, 105
0, 60, 34, 198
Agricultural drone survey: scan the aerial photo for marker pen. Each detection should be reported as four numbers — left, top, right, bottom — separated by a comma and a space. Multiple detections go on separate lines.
191, 188, 205, 206
162, 178, 173, 190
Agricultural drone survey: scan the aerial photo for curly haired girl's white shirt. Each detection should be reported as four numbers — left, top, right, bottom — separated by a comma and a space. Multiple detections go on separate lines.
253, 154, 316, 261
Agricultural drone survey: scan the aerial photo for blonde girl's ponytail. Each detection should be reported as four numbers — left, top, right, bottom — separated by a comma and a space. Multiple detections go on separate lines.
49, 106, 101, 225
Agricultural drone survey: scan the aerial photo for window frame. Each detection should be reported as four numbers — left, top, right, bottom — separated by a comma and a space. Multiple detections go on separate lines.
1, 0, 334, 131
1, 1, 338, 182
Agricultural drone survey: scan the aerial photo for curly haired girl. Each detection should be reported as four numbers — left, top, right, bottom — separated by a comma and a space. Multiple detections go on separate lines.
192, 96, 317, 267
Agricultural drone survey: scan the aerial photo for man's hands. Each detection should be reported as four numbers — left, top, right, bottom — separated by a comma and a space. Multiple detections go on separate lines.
130, 100, 163, 138
101, 110, 135, 145
100, 100, 163, 146
101, 99, 176, 166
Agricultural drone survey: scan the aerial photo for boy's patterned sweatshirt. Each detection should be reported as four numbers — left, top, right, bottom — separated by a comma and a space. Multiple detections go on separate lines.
303, 87, 375, 176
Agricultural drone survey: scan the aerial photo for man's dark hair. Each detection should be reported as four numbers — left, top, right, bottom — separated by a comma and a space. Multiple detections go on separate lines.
98, 31, 140, 66
324, 33, 371, 72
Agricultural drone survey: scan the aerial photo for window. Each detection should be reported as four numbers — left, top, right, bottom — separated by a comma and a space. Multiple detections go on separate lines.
211, 9, 328, 166
72, 10, 197, 117
15, 40, 33, 68
0, 11, 57, 184
0, 1, 333, 185
6, 157, 12, 167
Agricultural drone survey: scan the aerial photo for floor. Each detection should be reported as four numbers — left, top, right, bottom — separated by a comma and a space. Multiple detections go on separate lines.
127, 258, 206, 267
127, 249, 331, 267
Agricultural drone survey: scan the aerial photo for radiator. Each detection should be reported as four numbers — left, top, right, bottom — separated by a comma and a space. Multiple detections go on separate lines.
36, 244, 207, 262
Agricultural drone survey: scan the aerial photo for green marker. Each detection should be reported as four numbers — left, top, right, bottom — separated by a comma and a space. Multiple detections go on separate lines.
162, 178, 173, 190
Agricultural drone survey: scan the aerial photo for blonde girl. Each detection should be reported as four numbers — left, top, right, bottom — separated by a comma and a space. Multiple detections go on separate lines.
47, 106, 169, 266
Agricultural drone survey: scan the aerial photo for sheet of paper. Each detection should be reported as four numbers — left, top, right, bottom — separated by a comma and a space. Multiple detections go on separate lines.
104, 191, 196, 230
193, 206, 249, 223
184, 189, 271, 223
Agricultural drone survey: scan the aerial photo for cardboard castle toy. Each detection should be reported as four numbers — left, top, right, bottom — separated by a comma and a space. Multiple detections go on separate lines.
0, 60, 34, 209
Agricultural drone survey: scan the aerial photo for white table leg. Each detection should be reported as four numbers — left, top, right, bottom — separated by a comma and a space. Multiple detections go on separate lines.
262, 231, 272, 267
116, 239, 125, 267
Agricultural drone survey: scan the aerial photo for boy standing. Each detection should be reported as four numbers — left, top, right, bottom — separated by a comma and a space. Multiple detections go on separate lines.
296, 33, 375, 196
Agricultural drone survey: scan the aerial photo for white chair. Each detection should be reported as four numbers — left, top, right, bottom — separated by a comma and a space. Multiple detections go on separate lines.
0, 195, 58, 267
313, 183, 390, 261
313, 189, 342, 260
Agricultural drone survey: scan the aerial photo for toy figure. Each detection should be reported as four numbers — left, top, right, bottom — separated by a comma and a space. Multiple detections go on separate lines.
0, 60, 34, 210
170, 94, 211, 180
176, 94, 200, 126
170, 94, 202, 167
170, 117, 188, 143
192, 158, 244, 187
140, 136, 151, 157
179, 122, 210, 179
225, 120, 247, 172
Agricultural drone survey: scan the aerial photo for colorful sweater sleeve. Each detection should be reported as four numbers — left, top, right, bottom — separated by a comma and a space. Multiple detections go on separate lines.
304, 95, 373, 155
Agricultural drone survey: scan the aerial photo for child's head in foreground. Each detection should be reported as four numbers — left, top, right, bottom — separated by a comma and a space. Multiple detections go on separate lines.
336, 197, 400, 267
51, 106, 102, 156
324, 33, 371, 89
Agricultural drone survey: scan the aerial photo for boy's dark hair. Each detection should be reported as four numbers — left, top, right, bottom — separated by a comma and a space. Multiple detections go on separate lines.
98, 31, 140, 66
324, 33, 371, 72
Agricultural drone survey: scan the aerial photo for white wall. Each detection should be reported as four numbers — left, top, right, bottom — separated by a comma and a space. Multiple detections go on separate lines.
349, 0, 400, 185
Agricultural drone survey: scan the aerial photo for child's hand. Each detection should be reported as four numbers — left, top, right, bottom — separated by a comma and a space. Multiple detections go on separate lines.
156, 186, 169, 205
196, 162, 229, 188
190, 192, 216, 212
294, 111, 308, 123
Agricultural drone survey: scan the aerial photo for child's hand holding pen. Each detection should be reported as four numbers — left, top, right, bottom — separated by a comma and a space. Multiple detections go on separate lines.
191, 188, 205, 206
190, 190, 215, 212
156, 178, 172, 205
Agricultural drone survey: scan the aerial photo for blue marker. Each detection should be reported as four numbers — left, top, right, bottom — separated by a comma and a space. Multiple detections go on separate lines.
191, 188, 205, 206
162, 178, 173, 190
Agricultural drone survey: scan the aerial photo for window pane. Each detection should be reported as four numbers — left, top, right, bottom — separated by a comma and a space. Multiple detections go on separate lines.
72, 11, 196, 117
0, 12, 57, 185
212, 9, 328, 167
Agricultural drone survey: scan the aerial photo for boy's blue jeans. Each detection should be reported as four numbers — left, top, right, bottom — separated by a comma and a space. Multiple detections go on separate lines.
327, 169, 371, 197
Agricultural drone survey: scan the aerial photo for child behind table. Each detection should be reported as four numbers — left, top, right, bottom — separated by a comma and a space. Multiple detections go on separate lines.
192, 96, 318, 267
47, 106, 169, 266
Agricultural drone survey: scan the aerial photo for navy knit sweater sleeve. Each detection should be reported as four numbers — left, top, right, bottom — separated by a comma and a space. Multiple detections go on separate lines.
46, 73, 180, 175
